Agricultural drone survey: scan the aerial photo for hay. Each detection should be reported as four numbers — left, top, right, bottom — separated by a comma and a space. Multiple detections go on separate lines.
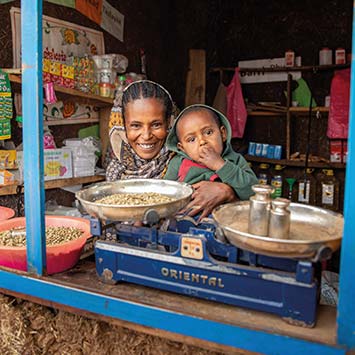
0, 294, 224, 355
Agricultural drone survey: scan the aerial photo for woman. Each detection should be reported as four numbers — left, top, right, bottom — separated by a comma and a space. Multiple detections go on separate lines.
106, 80, 236, 219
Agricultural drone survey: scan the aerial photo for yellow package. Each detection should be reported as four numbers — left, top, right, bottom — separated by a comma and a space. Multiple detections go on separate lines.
0, 150, 17, 169
0, 169, 14, 186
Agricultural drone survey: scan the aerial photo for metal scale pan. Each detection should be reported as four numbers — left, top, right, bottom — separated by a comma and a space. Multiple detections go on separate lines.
212, 201, 343, 259
76, 179, 193, 222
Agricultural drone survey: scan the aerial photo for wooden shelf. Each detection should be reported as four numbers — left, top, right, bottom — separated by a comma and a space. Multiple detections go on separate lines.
0, 175, 105, 196
247, 106, 329, 117
44, 118, 100, 126
8, 74, 113, 108
245, 154, 346, 169
211, 63, 350, 74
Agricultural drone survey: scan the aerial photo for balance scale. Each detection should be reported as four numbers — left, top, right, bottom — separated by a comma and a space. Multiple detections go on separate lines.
76, 179, 343, 328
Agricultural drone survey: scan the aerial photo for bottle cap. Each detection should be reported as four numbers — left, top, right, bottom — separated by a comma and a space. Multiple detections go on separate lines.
260, 163, 269, 169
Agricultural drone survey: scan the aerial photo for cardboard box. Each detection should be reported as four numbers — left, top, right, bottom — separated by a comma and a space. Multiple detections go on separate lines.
17, 148, 73, 181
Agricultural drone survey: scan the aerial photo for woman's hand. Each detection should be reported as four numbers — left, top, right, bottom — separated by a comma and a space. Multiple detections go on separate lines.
182, 181, 237, 220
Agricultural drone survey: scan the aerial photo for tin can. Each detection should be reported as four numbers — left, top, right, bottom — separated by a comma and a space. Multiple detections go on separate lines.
319, 48, 332, 65
335, 48, 346, 64
285, 50, 295, 67
248, 184, 274, 236
268, 198, 291, 239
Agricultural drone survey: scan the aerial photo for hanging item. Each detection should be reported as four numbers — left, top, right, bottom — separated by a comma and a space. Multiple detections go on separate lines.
226, 68, 247, 138
327, 68, 350, 139
0, 69, 13, 140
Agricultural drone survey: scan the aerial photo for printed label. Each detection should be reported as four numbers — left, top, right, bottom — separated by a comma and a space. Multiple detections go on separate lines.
322, 183, 334, 205
298, 181, 310, 203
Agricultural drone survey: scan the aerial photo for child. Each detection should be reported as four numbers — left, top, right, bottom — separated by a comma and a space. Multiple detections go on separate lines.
164, 104, 257, 200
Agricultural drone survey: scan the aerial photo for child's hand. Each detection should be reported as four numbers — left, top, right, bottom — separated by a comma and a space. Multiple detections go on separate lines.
198, 145, 225, 171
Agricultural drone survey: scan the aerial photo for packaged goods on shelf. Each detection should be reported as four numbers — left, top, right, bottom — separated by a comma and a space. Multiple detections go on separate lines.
64, 137, 99, 177
17, 148, 73, 181
248, 141, 282, 159
0, 169, 14, 186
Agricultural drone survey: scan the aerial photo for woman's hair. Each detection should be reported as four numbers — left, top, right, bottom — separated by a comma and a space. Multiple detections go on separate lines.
121, 80, 173, 122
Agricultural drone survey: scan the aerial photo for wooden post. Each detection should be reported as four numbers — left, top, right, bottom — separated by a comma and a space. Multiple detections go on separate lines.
185, 49, 206, 106
286, 73, 292, 160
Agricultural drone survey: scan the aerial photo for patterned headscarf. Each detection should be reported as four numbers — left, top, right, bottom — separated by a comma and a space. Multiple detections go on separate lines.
106, 80, 175, 181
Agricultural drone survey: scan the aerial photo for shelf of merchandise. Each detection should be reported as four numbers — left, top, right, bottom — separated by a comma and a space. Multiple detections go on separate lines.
8, 74, 113, 107
0, 174, 105, 196
244, 154, 346, 169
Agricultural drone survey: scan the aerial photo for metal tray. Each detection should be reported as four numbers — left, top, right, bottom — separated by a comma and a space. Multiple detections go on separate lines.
76, 179, 193, 222
212, 201, 343, 259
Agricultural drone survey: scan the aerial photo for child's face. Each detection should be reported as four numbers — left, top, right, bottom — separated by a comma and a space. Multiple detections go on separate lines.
176, 110, 227, 162
124, 98, 168, 160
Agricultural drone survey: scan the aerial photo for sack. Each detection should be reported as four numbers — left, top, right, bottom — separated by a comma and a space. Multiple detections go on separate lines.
227, 68, 247, 138
327, 68, 350, 139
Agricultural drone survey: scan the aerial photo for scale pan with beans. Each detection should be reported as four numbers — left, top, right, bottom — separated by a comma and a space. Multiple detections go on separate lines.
76, 179, 193, 223
212, 201, 343, 260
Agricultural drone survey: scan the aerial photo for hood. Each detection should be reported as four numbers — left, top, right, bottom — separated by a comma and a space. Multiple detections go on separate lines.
166, 104, 233, 157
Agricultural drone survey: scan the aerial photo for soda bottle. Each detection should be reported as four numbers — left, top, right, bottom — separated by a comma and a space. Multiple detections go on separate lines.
317, 169, 340, 211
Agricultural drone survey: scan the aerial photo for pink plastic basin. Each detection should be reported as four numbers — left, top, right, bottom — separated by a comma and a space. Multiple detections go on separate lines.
0, 216, 91, 274
0, 206, 15, 221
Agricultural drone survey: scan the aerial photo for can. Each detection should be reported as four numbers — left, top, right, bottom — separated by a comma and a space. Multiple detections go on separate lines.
319, 48, 332, 65
335, 48, 346, 64
285, 50, 295, 67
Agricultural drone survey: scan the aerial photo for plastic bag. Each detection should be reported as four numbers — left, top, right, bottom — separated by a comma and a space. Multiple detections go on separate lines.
227, 68, 247, 138
327, 68, 350, 139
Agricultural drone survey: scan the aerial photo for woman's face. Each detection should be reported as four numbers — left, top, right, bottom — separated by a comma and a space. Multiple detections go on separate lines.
124, 98, 169, 160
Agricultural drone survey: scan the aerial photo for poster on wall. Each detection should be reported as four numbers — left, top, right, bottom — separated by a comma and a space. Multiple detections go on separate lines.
10, 6, 105, 68
238, 57, 301, 84
10, 7, 105, 120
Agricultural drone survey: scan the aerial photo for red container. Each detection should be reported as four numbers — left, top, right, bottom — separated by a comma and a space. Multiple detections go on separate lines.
0, 216, 91, 274
0, 206, 15, 221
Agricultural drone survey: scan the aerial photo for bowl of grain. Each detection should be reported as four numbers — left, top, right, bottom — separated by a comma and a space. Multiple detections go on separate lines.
0, 215, 91, 274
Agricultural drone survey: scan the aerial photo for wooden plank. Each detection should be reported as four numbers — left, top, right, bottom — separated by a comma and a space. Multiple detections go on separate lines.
185, 49, 206, 106
0, 175, 105, 196
99, 106, 112, 165
41, 259, 337, 347
44, 118, 99, 126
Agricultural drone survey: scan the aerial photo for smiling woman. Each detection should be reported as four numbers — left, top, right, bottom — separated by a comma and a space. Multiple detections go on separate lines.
106, 80, 174, 181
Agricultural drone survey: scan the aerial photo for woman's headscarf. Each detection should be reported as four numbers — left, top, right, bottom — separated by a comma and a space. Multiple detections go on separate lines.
106, 80, 175, 181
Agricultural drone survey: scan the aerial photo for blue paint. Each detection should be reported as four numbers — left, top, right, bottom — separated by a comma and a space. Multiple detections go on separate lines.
21, 0, 46, 274
0, 269, 346, 355
337, 2, 355, 347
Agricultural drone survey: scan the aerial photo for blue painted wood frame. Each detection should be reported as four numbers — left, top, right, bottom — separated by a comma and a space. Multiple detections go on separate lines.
337, 1, 355, 347
0, 268, 346, 355
8, 0, 354, 352
21, 0, 46, 274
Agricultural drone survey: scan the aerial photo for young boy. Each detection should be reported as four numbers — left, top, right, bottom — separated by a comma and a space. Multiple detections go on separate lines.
164, 104, 257, 200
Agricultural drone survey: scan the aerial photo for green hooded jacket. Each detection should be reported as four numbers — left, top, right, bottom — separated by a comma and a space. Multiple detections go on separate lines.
164, 104, 257, 200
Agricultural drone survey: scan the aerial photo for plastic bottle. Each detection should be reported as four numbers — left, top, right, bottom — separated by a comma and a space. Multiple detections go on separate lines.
270, 164, 284, 199
317, 169, 340, 211
295, 168, 317, 205
257, 163, 270, 185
